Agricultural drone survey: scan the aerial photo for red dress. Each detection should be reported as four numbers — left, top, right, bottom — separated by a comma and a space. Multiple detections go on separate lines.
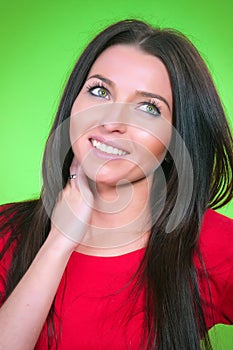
1, 208, 233, 349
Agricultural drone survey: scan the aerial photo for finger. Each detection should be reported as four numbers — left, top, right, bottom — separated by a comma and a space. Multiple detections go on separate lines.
69, 156, 79, 189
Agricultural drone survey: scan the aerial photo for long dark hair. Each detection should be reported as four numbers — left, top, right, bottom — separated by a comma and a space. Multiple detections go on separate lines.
1, 19, 233, 349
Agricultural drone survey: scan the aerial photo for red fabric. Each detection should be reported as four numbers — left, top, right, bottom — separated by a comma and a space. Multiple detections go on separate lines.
194, 209, 233, 328
0, 208, 233, 349
0, 205, 17, 303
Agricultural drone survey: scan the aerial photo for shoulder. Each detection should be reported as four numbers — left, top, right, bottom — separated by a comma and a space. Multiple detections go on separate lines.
0, 200, 38, 229
0, 201, 37, 251
197, 209, 233, 282
0, 202, 24, 240
0, 203, 18, 241
198, 209, 233, 326
0, 203, 20, 304
201, 208, 233, 231
0, 203, 21, 258
199, 209, 233, 250
199, 209, 233, 265
0, 201, 37, 303
0, 203, 16, 227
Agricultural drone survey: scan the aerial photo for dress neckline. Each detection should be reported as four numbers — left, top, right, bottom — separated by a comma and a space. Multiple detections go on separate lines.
72, 246, 146, 260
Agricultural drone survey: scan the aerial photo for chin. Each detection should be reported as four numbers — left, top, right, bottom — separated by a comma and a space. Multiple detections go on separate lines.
89, 173, 127, 187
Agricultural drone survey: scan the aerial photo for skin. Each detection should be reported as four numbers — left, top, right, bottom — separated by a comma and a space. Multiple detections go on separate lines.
0, 44, 173, 349
71, 44, 172, 187
69, 45, 173, 254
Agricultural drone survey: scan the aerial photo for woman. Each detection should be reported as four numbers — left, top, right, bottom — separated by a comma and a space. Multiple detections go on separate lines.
0, 19, 233, 349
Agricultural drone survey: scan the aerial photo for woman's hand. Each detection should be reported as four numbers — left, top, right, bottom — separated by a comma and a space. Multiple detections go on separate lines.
0, 157, 94, 350
51, 157, 93, 247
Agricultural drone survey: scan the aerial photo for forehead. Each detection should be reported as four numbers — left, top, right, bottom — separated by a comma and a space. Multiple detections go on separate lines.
88, 44, 169, 78
87, 44, 172, 107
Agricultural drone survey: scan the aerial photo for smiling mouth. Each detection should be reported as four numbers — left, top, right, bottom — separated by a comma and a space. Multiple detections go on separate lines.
90, 138, 129, 156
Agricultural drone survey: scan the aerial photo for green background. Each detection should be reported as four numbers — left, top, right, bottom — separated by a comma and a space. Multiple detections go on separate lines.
0, 0, 232, 348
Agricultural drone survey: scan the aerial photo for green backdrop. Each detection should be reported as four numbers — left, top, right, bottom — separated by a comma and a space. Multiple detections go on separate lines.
0, 0, 232, 348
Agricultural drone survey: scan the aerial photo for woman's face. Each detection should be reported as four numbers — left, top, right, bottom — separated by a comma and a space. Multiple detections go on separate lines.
70, 44, 173, 186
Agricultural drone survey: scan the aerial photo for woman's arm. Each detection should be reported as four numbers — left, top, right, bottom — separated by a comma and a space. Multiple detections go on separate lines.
0, 159, 93, 350
0, 229, 75, 350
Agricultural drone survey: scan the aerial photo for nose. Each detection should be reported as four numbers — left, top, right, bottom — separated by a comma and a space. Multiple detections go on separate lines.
101, 103, 127, 134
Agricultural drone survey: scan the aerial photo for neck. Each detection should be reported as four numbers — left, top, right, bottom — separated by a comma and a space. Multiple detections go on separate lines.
76, 176, 153, 256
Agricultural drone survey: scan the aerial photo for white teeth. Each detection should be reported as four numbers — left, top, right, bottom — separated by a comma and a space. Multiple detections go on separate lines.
91, 139, 127, 156
106, 146, 113, 153
99, 144, 105, 151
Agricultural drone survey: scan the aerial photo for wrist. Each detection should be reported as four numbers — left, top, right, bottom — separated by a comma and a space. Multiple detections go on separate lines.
46, 226, 79, 255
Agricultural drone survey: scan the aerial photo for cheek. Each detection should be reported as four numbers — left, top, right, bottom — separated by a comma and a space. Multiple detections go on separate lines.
70, 93, 87, 115
131, 125, 172, 175
137, 140, 167, 174
134, 127, 172, 160
71, 91, 105, 116
70, 96, 80, 116
69, 108, 94, 148
148, 138, 168, 159
71, 136, 88, 164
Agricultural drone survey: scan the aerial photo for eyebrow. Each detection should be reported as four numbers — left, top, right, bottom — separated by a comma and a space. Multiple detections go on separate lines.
87, 74, 171, 111
87, 74, 114, 87
136, 90, 171, 111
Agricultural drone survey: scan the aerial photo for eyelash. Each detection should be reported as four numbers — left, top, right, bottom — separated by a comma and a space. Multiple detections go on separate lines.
140, 98, 161, 115
85, 81, 161, 115
86, 81, 110, 96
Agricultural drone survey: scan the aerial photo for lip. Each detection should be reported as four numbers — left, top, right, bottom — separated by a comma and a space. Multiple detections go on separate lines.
88, 135, 130, 154
88, 136, 129, 159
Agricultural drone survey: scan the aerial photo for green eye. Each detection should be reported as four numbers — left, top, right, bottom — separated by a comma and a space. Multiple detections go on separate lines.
98, 88, 107, 97
147, 105, 155, 114
138, 103, 160, 116
91, 87, 109, 99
